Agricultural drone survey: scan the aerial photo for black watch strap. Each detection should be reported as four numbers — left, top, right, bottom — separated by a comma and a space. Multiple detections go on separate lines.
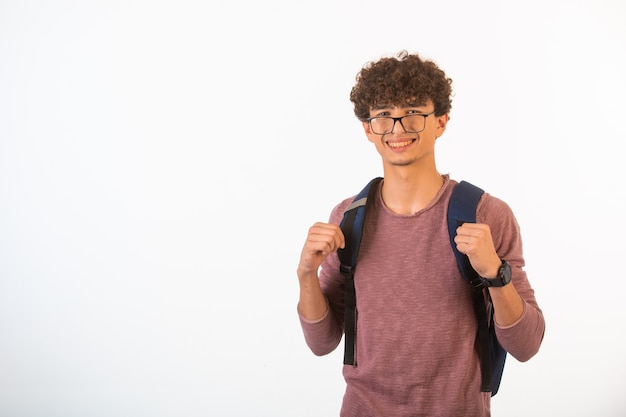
479, 260, 512, 287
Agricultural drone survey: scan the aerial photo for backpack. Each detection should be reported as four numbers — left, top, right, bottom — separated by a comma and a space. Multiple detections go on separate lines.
337, 177, 507, 396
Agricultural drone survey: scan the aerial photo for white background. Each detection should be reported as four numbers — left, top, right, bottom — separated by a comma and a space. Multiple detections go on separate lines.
1, 0, 625, 416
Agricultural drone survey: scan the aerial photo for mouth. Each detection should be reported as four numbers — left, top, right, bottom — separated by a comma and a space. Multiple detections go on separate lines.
386, 138, 416, 150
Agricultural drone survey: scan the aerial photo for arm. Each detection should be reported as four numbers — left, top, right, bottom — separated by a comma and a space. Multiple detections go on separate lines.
297, 221, 346, 356
455, 222, 525, 327
297, 222, 344, 320
454, 195, 545, 361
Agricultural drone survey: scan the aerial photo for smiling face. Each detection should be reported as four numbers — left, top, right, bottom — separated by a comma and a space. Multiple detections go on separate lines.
363, 99, 449, 168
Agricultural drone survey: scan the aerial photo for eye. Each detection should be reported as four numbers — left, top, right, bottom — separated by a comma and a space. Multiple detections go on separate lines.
373, 111, 391, 118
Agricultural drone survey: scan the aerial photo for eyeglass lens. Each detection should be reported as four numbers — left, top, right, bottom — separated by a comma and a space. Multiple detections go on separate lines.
370, 115, 427, 134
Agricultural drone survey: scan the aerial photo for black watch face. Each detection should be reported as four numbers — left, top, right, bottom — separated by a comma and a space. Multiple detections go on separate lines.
499, 262, 511, 284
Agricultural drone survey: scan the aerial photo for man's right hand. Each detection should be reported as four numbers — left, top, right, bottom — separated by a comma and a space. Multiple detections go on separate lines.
296, 222, 345, 321
297, 222, 345, 278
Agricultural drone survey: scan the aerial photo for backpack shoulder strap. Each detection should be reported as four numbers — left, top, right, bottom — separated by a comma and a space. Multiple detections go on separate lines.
337, 177, 382, 365
447, 180, 507, 396
447, 180, 484, 283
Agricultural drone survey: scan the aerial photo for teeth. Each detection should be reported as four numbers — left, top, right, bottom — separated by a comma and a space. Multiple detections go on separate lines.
388, 140, 413, 148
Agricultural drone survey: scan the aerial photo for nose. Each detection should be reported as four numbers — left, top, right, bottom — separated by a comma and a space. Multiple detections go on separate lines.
390, 117, 406, 133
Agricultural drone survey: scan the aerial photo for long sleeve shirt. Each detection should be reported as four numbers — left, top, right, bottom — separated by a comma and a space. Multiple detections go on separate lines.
299, 176, 545, 417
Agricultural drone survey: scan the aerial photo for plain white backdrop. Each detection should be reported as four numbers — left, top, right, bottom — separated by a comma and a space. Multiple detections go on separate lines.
1, 0, 625, 416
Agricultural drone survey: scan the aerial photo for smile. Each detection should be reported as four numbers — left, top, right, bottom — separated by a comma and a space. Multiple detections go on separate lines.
387, 139, 415, 148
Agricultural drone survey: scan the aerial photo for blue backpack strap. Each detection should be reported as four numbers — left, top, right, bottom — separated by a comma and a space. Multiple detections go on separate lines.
447, 181, 507, 396
338, 177, 382, 365
447, 181, 484, 285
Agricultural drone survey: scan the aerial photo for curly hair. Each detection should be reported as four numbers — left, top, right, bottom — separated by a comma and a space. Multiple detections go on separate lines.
349, 51, 453, 121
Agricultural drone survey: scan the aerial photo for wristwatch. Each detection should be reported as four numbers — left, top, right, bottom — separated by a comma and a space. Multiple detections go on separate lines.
479, 260, 512, 287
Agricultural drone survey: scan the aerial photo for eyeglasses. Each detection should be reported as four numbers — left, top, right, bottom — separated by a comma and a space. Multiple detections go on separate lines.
367, 111, 435, 135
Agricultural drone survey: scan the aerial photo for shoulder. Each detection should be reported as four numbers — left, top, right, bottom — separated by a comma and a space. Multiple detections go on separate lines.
453, 182, 523, 255
463, 185, 525, 260
449, 178, 514, 218
474, 188, 522, 251
328, 196, 356, 225
448, 179, 519, 232
477, 191, 516, 223
327, 178, 384, 225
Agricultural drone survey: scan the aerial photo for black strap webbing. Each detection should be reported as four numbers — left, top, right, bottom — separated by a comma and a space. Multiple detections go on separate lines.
447, 181, 496, 394
338, 177, 382, 365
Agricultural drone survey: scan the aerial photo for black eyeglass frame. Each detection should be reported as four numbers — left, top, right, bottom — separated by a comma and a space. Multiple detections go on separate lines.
366, 111, 436, 135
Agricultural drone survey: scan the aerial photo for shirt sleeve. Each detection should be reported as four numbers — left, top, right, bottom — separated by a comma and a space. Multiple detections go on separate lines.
478, 193, 546, 362
298, 199, 353, 356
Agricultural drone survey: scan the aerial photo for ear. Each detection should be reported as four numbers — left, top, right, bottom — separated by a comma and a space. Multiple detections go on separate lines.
435, 113, 450, 137
362, 120, 377, 143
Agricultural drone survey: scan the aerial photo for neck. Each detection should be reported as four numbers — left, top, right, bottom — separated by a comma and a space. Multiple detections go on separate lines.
380, 166, 445, 215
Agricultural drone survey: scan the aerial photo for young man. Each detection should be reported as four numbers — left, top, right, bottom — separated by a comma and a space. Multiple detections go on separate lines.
296, 51, 545, 416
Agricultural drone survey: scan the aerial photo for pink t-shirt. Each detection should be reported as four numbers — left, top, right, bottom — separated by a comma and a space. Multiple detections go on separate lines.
299, 176, 545, 417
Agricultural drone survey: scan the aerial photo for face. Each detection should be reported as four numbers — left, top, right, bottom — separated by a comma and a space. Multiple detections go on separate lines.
362, 99, 449, 168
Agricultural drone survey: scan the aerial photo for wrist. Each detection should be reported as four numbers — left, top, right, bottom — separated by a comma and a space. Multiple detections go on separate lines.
477, 255, 503, 279
479, 260, 512, 288
297, 265, 319, 282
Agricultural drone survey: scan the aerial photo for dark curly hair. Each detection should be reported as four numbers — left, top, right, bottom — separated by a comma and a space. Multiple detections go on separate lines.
349, 51, 453, 121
